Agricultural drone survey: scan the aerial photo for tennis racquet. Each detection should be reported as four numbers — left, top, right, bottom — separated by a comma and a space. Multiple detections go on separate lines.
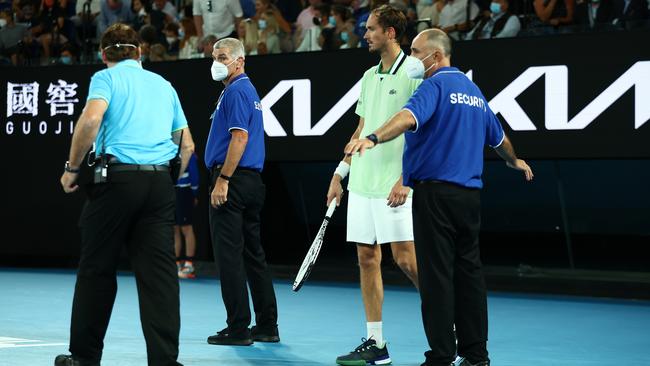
292, 198, 337, 292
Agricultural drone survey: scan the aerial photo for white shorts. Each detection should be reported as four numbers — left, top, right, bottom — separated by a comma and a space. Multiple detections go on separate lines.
346, 191, 414, 245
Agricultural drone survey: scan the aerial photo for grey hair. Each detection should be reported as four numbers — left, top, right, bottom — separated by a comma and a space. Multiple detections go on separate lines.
213, 37, 246, 59
420, 29, 452, 57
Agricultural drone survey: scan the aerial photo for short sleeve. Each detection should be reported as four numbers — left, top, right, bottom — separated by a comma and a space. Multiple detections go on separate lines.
224, 89, 252, 132
87, 72, 112, 105
403, 80, 438, 132
193, 0, 202, 16
228, 0, 243, 17
355, 72, 367, 119
171, 87, 189, 132
485, 106, 505, 148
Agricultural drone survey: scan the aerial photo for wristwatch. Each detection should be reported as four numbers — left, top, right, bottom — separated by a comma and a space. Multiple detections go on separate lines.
64, 161, 80, 174
219, 173, 231, 181
366, 133, 379, 146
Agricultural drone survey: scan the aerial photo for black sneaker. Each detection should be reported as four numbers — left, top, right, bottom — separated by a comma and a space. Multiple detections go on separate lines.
207, 328, 253, 346
54, 355, 100, 366
251, 325, 280, 342
457, 358, 489, 366
336, 338, 391, 365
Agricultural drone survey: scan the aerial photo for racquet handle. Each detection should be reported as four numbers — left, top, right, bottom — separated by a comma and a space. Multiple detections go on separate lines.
326, 198, 337, 218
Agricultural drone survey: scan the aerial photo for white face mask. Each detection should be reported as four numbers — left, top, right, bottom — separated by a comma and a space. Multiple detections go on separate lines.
404, 53, 435, 79
211, 59, 236, 81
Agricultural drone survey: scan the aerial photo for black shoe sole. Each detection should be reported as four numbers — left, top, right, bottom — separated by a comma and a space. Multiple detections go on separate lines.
252, 335, 280, 342
207, 338, 253, 346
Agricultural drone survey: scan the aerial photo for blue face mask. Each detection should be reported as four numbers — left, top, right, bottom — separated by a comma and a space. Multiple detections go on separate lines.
97, 50, 102, 60
420, 0, 433, 5
490, 2, 502, 14
60, 56, 72, 65
258, 19, 267, 30
340, 31, 349, 42
328, 15, 336, 26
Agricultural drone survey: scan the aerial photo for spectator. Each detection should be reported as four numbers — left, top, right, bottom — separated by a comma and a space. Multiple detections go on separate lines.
130, 0, 147, 30
330, 4, 359, 48
98, 0, 134, 36
533, 0, 575, 27
199, 33, 217, 57
37, 0, 71, 63
163, 21, 180, 56
318, 23, 338, 50
193, 0, 242, 39
612, 0, 648, 27
57, 41, 75, 63
574, 0, 614, 29
148, 41, 169, 60
152, 0, 178, 21
254, 0, 291, 33
138, 23, 159, 61
257, 9, 281, 53
237, 18, 259, 54
294, 3, 328, 51
438, 0, 480, 39
466, 0, 520, 38
295, 0, 321, 39
416, 0, 445, 31
0, 9, 29, 64
178, 16, 200, 58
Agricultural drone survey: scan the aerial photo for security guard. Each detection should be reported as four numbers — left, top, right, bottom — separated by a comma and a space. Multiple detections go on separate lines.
204, 38, 279, 346
345, 29, 533, 366
58, 23, 194, 366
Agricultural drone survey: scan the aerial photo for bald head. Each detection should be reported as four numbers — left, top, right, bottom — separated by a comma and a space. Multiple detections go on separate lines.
417, 29, 452, 57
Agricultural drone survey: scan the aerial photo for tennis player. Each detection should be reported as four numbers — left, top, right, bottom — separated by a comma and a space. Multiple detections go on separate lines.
325, 5, 421, 365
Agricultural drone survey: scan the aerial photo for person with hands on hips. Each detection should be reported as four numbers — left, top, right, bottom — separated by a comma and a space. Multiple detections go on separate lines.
345, 28, 532, 366
204, 37, 279, 347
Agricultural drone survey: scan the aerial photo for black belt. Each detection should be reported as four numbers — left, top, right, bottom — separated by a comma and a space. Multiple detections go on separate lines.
413, 179, 446, 185
108, 164, 169, 173
211, 164, 260, 173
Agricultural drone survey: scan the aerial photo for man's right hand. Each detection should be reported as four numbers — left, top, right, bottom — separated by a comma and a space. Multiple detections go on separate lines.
326, 175, 344, 207
507, 159, 534, 181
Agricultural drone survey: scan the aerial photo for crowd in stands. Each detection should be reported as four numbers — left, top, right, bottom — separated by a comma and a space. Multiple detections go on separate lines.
1, 0, 648, 65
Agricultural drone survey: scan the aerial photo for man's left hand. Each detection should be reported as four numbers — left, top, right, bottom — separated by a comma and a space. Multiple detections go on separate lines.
60, 171, 79, 193
211, 178, 229, 208
387, 180, 410, 207
344, 138, 375, 157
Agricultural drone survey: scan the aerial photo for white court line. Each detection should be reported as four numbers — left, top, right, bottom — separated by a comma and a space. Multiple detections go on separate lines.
0, 343, 67, 349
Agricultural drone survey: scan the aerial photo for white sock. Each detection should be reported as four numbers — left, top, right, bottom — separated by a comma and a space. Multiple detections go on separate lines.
367, 321, 383, 346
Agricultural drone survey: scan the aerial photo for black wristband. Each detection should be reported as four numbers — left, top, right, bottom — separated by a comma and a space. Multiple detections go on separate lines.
219, 173, 231, 181
64, 161, 80, 173
366, 133, 379, 146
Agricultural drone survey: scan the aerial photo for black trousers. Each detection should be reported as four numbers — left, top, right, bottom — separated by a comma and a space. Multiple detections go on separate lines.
209, 168, 278, 331
412, 182, 488, 366
70, 171, 181, 366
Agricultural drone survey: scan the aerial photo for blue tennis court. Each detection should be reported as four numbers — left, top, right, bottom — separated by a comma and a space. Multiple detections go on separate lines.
1, 268, 649, 366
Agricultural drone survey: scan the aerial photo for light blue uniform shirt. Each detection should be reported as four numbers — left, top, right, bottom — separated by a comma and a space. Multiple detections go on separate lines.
402, 67, 505, 189
87, 59, 188, 165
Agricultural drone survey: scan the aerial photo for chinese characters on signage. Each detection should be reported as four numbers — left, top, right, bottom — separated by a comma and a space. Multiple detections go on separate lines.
4, 80, 80, 135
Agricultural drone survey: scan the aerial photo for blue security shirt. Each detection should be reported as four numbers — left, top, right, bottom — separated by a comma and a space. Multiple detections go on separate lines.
87, 59, 188, 165
402, 67, 505, 189
204, 73, 265, 171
